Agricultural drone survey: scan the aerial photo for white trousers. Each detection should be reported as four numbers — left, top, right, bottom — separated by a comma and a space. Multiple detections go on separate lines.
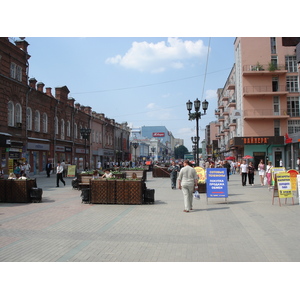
182, 185, 194, 211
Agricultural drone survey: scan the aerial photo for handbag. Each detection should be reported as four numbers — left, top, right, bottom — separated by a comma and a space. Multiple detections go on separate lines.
193, 190, 200, 200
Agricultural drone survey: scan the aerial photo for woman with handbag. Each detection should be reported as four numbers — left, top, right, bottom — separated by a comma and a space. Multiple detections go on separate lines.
266, 161, 273, 189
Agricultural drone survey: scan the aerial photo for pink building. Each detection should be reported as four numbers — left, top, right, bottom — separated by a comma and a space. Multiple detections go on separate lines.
214, 37, 300, 169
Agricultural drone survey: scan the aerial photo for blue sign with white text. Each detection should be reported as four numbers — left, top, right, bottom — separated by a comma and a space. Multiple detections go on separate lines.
206, 168, 228, 198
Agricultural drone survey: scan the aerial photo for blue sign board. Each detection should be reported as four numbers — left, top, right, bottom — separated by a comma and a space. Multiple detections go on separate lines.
206, 168, 228, 198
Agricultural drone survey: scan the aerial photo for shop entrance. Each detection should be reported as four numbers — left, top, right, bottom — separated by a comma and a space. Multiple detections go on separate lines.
274, 151, 282, 167
253, 152, 266, 169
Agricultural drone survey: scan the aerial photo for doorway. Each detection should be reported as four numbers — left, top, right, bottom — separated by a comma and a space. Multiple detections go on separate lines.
253, 152, 266, 169
274, 151, 282, 167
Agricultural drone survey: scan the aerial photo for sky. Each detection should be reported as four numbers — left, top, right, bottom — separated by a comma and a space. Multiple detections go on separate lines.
23, 36, 235, 150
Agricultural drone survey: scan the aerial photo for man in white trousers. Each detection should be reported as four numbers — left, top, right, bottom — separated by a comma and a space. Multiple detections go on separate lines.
177, 160, 199, 213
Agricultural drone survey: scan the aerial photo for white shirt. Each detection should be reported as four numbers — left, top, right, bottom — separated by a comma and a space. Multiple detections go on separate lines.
57, 165, 64, 174
240, 163, 248, 173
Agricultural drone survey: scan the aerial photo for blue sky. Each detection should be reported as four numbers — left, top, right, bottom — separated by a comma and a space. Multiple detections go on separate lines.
24, 36, 235, 150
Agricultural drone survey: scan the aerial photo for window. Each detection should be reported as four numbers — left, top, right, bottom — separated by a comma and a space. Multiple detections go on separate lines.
285, 56, 297, 72
54, 117, 58, 135
8, 101, 14, 126
287, 97, 300, 117
61, 119, 65, 139
15, 103, 22, 124
273, 96, 280, 115
42, 113, 48, 133
272, 76, 279, 92
66, 121, 70, 137
26, 107, 32, 130
16, 65, 22, 81
10, 63, 16, 79
288, 120, 300, 134
34, 110, 40, 132
79, 125, 83, 139
74, 123, 78, 139
271, 56, 278, 69
270, 37, 276, 54
274, 120, 280, 136
286, 76, 299, 92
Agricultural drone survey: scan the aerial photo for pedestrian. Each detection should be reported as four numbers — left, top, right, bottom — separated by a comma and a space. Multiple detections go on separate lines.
258, 159, 265, 186
240, 160, 248, 186
56, 161, 65, 187
23, 161, 31, 177
13, 162, 21, 178
266, 161, 273, 190
222, 160, 231, 181
297, 157, 300, 171
60, 160, 66, 177
46, 161, 52, 177
168, 161, 180, 189
177, 160, 199, 213
97, 160, 102, 170
102, 169, 113, 178
0, 166, 4, 179
248, 161, 255, 186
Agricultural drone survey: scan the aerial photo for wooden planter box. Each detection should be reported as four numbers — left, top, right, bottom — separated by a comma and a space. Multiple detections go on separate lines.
115, 180, 144, 205
90, 179, 144, 205
90, 179, 116, 204
0, 179, 37, 203
198, 183, 207, 193
125, 170, 146, 181
152, 167, 170, 178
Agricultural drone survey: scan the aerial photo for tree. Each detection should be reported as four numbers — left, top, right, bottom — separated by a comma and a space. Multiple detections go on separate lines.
174, 145, 189, 159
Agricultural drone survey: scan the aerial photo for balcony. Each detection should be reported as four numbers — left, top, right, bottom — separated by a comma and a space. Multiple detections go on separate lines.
243, 109, 289, 119
243, 64, 287, 76
215, 109, 220, 115
243, 85, 288, 96
228, 99, 236, 107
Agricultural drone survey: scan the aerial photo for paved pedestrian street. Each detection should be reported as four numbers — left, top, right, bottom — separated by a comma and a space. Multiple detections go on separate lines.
1, 172, 300, 262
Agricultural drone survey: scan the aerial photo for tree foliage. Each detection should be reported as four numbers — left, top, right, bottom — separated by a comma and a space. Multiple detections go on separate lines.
174, 145, 189, 159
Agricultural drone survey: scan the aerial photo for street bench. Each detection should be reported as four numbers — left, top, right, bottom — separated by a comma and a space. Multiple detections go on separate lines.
78, 176, 91, 190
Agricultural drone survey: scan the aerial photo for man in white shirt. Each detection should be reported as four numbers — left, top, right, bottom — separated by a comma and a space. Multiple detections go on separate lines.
177, 160, 199, 213
56, 161, 66, 187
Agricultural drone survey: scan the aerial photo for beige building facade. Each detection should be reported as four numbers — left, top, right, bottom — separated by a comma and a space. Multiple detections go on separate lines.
214, 37, 300, 168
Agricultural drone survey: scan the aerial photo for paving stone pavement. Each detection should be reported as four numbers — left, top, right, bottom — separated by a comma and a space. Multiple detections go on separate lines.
0, 171, 300, 262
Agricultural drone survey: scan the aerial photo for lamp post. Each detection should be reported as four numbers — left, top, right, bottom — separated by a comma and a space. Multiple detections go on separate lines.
132, 141, 139, 165
80, 128, 91, 171
151, 147, 156, 161
186, 98, 209, 166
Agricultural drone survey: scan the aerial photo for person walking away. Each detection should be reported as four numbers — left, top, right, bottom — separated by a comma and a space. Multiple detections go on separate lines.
177, 160, 199, 213
266, 161, 273, 190
24, 161, 31, 177
248, 161, 255, 186
13, 162, 21, 178
258, 159, 266, 186
168, 161, 180, 189
223, 160, 231, 181
46, 161, 52, 177
56, 161, 65, 187
240, 160, 248, 186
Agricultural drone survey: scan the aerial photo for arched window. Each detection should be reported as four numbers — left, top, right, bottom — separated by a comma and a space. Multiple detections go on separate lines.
61, 119, 65, 139
26, 107, 32, 130
8, 101, 14, 126
42, 113, 48, 133
66, 121, 71, 137
15, 103, 22, 124
54, 117, 58, 135
34, 110, 40, 132
74, 123, 78, 139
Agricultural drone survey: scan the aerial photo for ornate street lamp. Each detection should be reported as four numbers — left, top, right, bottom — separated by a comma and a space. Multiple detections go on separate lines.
80, 128, 91, 171
151, 147, 156, 161
132, 141, 139, 164
186, 98, 209, 166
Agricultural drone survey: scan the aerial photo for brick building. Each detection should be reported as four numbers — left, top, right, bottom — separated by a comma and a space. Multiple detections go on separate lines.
0, 37, 130, 175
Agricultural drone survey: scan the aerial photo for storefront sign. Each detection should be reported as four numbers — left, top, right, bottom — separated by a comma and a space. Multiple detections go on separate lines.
67, 165, 76, 177
27, 142, 50, 151
76, 148, 89, 154
153, 132, 165, 137
206, 168, 228, 198
287, 169, 298, 191
55, 146, 65, 152
233, 136, 284, 146
276, 172, 293, 198
65, 147, 72, 152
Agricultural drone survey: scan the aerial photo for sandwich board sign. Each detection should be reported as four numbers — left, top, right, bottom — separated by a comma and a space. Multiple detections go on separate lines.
206, 168, 228, 203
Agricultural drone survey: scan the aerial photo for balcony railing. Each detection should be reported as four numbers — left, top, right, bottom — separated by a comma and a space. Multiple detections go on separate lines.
243, 85, 287, 93
243, 64, 286, 72
243, 109, 288, 117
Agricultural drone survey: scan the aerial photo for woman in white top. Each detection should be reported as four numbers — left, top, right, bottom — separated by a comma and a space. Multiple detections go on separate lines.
258, 159, 265, 186
240, 160, 248, 186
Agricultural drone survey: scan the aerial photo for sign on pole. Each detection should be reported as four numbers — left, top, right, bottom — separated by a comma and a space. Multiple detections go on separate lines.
206, 168, 228, 203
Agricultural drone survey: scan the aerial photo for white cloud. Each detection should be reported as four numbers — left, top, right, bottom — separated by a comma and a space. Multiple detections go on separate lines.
105, 37, 209, 73
146, 102, 172, 120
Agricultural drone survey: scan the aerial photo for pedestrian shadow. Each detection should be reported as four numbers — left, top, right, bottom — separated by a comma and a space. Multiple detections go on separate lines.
151, 200, 167, 205
192, 207, 230, 212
